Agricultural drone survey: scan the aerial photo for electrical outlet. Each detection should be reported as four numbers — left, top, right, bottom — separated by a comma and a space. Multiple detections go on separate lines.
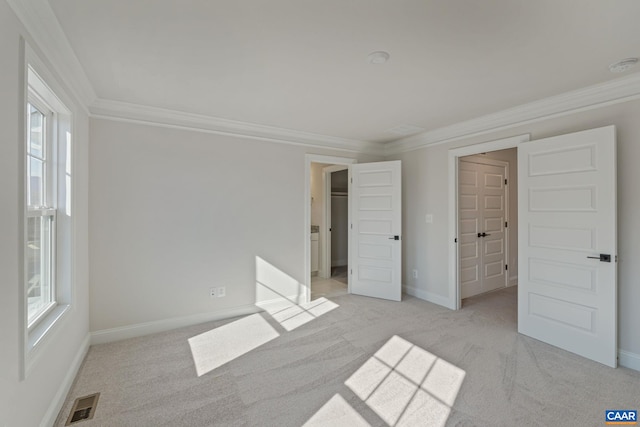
217, 287, 226, 298
209, 287, 216, 298
412, 269, 418, 279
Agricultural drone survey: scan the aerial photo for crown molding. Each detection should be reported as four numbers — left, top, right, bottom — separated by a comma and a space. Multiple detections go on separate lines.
386, 71, 640, 155
90, 98, 385, 155
6, 0, 97, 109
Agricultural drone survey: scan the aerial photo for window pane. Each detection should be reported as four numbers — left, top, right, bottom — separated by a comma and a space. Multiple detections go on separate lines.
29, 104, 45, 158
27, 216, 53, 325
28, 157, 44, 207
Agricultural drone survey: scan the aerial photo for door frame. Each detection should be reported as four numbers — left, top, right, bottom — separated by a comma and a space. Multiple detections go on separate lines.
305, 154, 356, 303
322, 164, 349, 279
458, 156, 510, 298
448, 134, 530, 310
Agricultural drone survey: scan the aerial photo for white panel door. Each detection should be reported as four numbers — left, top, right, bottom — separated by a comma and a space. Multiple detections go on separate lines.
518, 126, 617, 367
350, 161, 401, 301
459, 160, 508, 298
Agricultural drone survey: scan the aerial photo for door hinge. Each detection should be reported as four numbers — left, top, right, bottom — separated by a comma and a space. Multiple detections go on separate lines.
505, 178, 508, 185
505, 221, 508, 228
351, 177, 353, 183
350, 269, 353, 275
505, 264, 508, 271
454, 238, 457, 243
350, 223, 353, 229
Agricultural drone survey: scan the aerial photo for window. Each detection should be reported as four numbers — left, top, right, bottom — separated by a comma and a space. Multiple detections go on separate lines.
26, 100, 57, 327
24, 63, 73, 350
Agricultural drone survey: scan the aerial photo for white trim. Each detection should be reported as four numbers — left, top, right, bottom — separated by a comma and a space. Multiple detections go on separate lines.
6, 0, 96, 109
91, 99, 384, 155
509, 275, 518, 287
448, 134, 530, 310
404, 285, 455, 309
386, 72, 640, 154
90, 304, 262, 345
618, 349, 640, 372
305, 155, 356, 304
38, 332, 90, 427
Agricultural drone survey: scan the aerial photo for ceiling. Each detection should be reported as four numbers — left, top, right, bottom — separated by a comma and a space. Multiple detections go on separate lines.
49, 0, 640, 144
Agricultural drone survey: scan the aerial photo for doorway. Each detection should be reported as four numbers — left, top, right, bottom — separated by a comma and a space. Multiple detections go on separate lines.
309, 162, 350, 300
304, 155, 356, 303
458, 151, 514, 300
305, 156, 403, 304
448, 134, 530, 310
325, 167, 349, 282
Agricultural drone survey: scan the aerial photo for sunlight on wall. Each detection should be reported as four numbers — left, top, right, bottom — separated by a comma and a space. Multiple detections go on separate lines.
344, 335, 465, 426
255, 256, 306, 305
256, 256, 338, 331
188, 314, 279, 377
303, 394, 370, 427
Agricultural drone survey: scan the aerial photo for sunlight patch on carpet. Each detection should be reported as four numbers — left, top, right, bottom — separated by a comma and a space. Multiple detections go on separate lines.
303, 394, 370, 427
344, 335, 465, 426
258, 297, 339, 331
188, 313, 279, 377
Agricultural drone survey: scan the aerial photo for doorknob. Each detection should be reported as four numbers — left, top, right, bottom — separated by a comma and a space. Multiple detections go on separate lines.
477, 232, 491, 238
587, 254, 611, 262
388, 235, 400, 240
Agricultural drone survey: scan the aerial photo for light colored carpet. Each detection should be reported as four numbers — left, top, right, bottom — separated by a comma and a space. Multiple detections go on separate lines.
55, 287, 640, 426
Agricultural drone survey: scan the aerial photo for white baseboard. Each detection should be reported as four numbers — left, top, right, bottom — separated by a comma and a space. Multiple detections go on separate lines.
618, 349, 640, 372
404, 285, 455, 310
91, 304, 262, 345
40, 332, 90, 427
509, 275, 518, 287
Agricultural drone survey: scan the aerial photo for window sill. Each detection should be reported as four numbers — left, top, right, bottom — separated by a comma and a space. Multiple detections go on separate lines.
27, 304, 70, 352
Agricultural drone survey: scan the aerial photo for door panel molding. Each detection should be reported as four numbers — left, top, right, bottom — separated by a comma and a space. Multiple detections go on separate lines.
518, 125, 617, 367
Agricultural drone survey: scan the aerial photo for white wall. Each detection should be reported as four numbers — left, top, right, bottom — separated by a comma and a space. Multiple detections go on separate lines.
0, 2, 90, 426
89, 119, 381, 332
389, 98, 640, 361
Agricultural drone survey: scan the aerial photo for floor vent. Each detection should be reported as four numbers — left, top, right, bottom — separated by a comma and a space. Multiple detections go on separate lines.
65, 393, 100, 425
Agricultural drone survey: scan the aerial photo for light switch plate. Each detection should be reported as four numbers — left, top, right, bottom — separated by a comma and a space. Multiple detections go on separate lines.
425, 214, 433, 224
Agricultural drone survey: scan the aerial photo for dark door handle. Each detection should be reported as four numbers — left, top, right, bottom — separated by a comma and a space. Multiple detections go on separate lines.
388, 235, 400, 240
478, 232, 491, 238
587, 254, 611, 262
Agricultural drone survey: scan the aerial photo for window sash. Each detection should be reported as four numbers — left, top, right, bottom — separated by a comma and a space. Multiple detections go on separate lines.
26, 211, 56, 329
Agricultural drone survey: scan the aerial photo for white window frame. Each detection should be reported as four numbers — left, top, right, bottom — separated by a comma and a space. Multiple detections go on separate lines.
22, 46, 74, 376
26, 95, 58, 330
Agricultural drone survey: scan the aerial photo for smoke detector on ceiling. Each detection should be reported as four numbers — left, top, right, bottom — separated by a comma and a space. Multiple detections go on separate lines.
368, 51, 390, 64
609, 58, 638, 73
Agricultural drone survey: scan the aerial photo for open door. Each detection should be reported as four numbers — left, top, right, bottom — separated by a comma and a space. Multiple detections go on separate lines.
518, 126, 617, 367
350, 161, 402, 301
